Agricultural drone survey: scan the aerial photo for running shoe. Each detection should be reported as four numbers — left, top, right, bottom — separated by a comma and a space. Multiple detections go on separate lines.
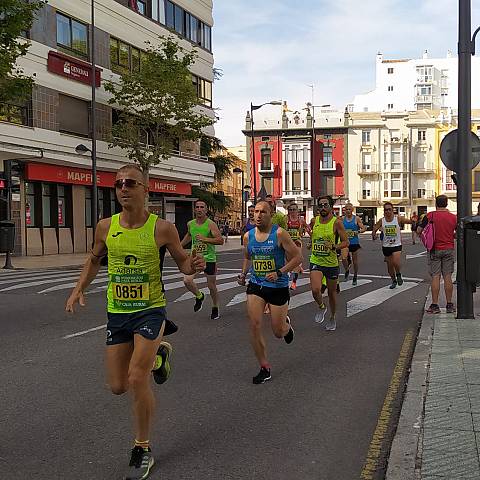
352, 275, 358, 286
396, 273, 404, 286
290, 280, 297, 291
389, 280, 397, 290
125, 446, 154, 480
427, 303, 441, 314
152, 342, 172, 385
344, 269, 350, 281
284, 316, 294, 344
446, 303, 456, 314
325, 317, 337, 331
315, 304, 328, 324
336, 283, 340, 293
211, 306, 220, 320
193, 292, 205, 312
253, 367, 271, 384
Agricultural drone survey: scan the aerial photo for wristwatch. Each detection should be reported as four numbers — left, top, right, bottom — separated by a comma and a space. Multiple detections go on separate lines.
276, 269, 283, 278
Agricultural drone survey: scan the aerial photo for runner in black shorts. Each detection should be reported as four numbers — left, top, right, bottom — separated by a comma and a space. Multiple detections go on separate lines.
341, 203, 366, 285
238, 200, 301, 384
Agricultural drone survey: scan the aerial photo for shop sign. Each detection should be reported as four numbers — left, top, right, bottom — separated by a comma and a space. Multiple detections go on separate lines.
25, 163, 192, 195
47, 51, 101, 87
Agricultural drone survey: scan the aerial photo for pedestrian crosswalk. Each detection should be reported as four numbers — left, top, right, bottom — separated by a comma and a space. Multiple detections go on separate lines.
0, 267, 425, 319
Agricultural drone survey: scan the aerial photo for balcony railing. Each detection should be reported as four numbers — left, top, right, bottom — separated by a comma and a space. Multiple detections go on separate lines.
319, 161, 336, 172
413, 190, 435, 199
357, 192, 380, 202
357, 164, 379, 175
413, 162, 436, 174
415, 94, 433, 104
283, 189, 311, 198
258, 163, 274, 173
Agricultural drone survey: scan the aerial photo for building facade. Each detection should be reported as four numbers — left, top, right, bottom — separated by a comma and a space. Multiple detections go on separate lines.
0, 0, 215, 256
243, 104, 348, 221
352, 51, 480, 113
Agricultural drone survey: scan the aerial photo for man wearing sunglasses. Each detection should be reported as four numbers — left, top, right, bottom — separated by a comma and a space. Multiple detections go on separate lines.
372, 202, 412, 289
66, 164, 205, 480
309, 196, 349, 331
181, 199, 224, 320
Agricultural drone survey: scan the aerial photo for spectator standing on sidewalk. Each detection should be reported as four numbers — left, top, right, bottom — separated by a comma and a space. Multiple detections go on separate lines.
417, 195, 457, 314
410, 211, 419, 245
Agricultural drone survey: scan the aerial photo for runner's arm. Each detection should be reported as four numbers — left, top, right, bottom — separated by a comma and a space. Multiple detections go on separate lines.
180, 227, 191, 248
161, 221, 205, 275
371, 219, 383, 239
398, 216, 412, 226
333, 220, 349, 250
277, 228, 302, 273
197, 221, 224, 245
65, 219, 109, 312
238, 233, 250, 285
356, 216, 367, 233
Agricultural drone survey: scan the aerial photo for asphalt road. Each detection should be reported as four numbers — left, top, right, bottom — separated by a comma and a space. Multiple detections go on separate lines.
0, 234, 429, 480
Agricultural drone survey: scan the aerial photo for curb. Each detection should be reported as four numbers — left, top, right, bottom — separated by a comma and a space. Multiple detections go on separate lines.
385, 290, 433, 479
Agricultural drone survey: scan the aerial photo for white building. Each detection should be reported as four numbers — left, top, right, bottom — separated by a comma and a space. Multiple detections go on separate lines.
352, 51, 480, 113
0, 0, 215, 256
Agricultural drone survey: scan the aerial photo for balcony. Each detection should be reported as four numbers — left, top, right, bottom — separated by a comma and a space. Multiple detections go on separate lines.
319, 160, 336, 172
413, 162, 436, 174
283, 189, 312, 199
413, 190, 435, 201
357, 163, 379, 175
357, 192, 380, 204
415, 94, 433, 104
258, 162, 274, 174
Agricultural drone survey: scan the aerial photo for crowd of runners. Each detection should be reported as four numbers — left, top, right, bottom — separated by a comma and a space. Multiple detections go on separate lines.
64, 164, 419, 480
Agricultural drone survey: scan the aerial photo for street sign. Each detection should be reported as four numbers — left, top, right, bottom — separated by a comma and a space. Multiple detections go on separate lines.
439, 129, 480, 172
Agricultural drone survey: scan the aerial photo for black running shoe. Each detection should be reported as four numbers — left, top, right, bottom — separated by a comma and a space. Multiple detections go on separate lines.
344, 269, 350, 281
193, 292, 205, 312
210, 306, 220, 320
253, 367, 271, 384
152, 342, 172, 385
284, 316, 294, 344
396, 273, 404, 286
125, 446, 154, 480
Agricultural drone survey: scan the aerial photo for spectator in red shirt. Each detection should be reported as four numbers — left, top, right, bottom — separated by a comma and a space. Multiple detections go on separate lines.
417, 195, 457, 314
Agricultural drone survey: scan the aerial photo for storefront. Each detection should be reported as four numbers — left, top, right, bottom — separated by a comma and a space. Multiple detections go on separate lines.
22, 162, 193, 255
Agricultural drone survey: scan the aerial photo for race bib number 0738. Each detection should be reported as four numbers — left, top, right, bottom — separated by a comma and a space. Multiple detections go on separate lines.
253, 257, 276, 276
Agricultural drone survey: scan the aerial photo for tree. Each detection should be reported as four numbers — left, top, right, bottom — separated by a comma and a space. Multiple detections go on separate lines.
0, 0, 45, 105
104, 36, 214, 178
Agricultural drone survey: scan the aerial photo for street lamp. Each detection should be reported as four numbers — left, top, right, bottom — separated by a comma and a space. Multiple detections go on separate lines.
233, 167, 244, 228
250, 100, 282, 200
75, 143, 98, 236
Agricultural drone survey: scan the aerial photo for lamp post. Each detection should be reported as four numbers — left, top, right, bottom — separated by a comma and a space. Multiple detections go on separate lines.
250, 101, 282, 201
76, 144, 98, 236
233, 167, 244, 227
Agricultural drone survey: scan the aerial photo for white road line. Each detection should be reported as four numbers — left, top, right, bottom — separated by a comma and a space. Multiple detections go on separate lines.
346, 282, 418, 317
406, 251, 427, 259
356, 274, 424, 282
0, 270, 84, 285
289, 279, 372, 311
39, 272, 186, 294
174, 280, 242, 302
0, 273, 108, 292
63, 324, 106, 339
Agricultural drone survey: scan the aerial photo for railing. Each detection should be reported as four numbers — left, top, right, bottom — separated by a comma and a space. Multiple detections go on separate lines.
283, 189, 311, 197
413, 190, 435, 199
319, 161, 336, 171
357, 192, 380, 201
357, 164, 379, 174
258, 163, 274, 173
413, 162, 436, 174
415, 94, 433, 104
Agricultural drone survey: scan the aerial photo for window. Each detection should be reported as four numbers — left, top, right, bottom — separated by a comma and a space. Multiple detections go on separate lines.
388, 86, 393, 92
388, 103, 394, 110
417, 66, 433, 83
261, 149, 271, 170
137, 0, 146, 14
174, 4, 184, 35
474, 171, 480, 192
85, 187, 92, 228
322, 147, 333, 169
362, 153, 372, 170
324, 133, 332, 139
292, 148, 301, 170
56, 13, 88, 59
362, 130, 371, 144
391, 174, 401, 197
166, 1, 175, 28
416, 85, 432, 96
110, 38, 142, 74
418, 129, 426, 141
25, 182, 37, 227
391, 149, 401, 170
58, 94, 89, 137
192, 75, 212, 108
388, 67, 394, 74
42, 184, 52, 227
190, 15, 198, 43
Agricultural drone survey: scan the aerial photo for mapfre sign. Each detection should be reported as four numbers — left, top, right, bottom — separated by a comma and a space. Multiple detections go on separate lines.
47, 51, 101, 87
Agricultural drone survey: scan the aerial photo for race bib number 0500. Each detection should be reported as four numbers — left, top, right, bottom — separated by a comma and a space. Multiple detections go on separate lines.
312, 239, 329, 256
111, 273, 150, 309
253, 256, 276, 276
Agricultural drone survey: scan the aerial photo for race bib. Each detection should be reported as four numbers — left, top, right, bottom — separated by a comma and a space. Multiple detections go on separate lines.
194, 242, 208, 254
385, 225, 397, 237
287, 228, 300, 240
312, 239, 330, 257
253, 255, 276, 277
346, 229, 357, 239
111, 273, 150, 309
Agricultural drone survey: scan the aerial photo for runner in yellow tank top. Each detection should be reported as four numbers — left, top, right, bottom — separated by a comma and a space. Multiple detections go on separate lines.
308, 196, 349, 331
66, 164, 205, 480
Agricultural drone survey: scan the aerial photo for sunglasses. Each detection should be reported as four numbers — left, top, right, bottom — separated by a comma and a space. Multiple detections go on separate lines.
114, 178, 145, 189
318, 202, 330, 208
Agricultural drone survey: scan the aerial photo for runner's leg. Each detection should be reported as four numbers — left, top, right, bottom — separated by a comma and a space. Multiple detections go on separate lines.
270, 303, 290, 338
311, 270, 327, 323
247, 294, 269, 366
207, 274, 219, 306
326, 277, 337, 317
106, 342, 134, 395
183, 272, 200, 296
352, 250, 359, 275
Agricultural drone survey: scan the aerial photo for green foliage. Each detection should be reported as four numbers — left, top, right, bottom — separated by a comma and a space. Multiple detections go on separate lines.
192, 186, 232, 215
0, 0, 45, 104
104, 36, 214, 174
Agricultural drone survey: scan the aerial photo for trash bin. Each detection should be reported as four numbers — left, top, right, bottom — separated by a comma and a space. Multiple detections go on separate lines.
464, 215, 480, 284
0, 220, 15, 253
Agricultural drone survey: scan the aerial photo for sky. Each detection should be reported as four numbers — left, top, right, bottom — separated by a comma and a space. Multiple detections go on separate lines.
212, 0, 480, 147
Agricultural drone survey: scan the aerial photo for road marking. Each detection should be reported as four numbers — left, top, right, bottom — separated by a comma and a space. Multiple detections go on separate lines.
174, 280, 241, 302
0, 273, 106, 292
289, 279, 372, 311
38, 272, 185, 294
356, 274, 423, 282
346, 282, 418, 317
0, 270, 82, 285
63, 324, 106, 339
360, 329, 415, 479
406, 250, 427, 259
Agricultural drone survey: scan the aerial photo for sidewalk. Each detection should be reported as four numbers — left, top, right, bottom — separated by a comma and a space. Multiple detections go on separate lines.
0, 236, 243, 270
387, 286, 480, 479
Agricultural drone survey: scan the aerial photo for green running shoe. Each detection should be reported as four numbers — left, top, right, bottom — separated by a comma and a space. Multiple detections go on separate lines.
152, 342, 172, 385
125, 446, 154, 480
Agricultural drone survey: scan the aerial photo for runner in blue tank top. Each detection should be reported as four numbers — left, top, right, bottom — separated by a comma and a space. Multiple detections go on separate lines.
341, 203, 366, 285
237, 200, 302, 384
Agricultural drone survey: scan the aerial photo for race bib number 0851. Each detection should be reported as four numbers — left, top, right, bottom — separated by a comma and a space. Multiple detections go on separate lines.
111, 273, 150, 309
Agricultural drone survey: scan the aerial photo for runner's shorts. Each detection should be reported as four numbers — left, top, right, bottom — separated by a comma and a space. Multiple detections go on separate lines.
204, 262, 217, 276
428, 249, 455, 276
106, 307, 177, 345
382, 245, 402, 257
246, 282, 290, 306
309, 264, 340, 280
348, 244, 361, 253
